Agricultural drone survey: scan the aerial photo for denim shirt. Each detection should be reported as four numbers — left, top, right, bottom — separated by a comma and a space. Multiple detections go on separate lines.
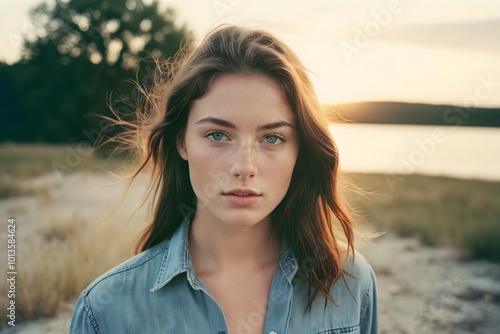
70, 219, 378, 333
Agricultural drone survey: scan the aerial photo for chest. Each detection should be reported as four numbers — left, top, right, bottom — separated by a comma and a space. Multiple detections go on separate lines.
199, 268, 276, 334
96, 272, 365, 334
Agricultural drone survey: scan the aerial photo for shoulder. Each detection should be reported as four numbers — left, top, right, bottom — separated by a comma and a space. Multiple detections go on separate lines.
77, 239, 170, 308
337, 249, 378, 327
288, 249, 378, 332
70, 240, 171, 332
339, 249, 376, 297
70, 241, 173, 333
91, 240, 167, 290
343, 249, 376, 285
321, 249, 377, 312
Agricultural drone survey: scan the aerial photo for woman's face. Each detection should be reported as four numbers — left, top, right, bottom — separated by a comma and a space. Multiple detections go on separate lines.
177, 73, 299, 228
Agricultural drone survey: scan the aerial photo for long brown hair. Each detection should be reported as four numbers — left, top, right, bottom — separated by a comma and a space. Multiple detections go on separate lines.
113, 25, 355, 309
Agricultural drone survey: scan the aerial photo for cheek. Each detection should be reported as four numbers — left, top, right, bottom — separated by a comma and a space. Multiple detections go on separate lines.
187, 161, 217, 204
265, 151, 298, 186
186, 146, 226, 197
188, 154, 213, 185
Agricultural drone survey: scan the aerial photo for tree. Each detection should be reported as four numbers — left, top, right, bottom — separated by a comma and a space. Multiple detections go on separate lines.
2, 0, 192, 143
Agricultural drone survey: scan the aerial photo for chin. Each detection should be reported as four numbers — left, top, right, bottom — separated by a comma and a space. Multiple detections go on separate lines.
219, 212, 271, 228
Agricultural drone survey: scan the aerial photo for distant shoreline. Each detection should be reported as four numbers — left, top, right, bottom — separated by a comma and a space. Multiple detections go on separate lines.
325, 101, 500, 128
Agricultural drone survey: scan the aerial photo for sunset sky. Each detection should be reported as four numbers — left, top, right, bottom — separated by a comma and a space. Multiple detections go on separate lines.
1, 0, 499, 107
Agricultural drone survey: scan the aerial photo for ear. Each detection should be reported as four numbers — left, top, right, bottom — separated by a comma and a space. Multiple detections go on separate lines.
176, 135, 188, 161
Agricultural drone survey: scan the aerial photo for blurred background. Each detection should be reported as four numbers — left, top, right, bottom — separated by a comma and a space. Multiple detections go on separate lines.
1, 0, 499, 333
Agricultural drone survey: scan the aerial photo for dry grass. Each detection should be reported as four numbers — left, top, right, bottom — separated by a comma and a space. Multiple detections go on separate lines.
0, 142, 133, 178
0, 178, 37, 199
0, 143, 135, 199
0, 214, 141, 323
0, 178, 54, 200
0, 143, 142, 324
343, 173, 500, 261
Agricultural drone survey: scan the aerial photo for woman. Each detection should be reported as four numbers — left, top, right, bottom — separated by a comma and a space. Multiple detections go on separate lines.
70, 25, 377, 334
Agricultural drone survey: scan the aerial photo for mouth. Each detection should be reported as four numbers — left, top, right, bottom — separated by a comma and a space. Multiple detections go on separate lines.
227, 193, 257, 196
222, 189, 261, 196
222, 190, 262, 206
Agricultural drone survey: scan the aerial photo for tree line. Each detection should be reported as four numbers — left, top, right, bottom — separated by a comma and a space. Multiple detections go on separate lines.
0, 0, 192, 143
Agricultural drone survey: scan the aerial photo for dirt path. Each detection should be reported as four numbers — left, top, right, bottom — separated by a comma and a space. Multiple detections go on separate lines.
359, 234, 500, 334
1, 172, 500, 333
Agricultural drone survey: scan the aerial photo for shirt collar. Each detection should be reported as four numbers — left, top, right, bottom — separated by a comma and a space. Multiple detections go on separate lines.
279, 238, 299, 280
150, 217, 192, 292
150, 218, 299, 292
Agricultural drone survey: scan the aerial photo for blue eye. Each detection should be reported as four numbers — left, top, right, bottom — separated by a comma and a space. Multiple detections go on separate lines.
209, 132, 225, 141
264, 135, 283, 144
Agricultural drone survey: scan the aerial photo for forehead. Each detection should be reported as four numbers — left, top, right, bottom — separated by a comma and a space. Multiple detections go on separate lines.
189, 73, 295, 125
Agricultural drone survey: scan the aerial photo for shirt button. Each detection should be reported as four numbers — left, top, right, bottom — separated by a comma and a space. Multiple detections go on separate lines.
269, 331, 278, 334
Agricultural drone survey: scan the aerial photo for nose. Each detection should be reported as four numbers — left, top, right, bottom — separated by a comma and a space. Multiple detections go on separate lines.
230, 142, 257, 180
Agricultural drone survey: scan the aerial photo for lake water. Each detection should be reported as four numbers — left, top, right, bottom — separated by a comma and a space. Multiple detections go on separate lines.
328, 123, 500, 181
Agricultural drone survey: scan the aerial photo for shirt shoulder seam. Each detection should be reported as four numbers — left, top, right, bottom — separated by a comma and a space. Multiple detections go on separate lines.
82, 242, 169, 296
82, 292, 101, 333
359, 263, 375, 321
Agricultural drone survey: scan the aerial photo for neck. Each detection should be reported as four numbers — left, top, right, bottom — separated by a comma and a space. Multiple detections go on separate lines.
188, 214, 280, 275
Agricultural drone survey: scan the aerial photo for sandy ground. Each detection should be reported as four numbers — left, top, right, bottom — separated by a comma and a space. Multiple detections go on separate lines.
359, 235, 500, 333
1, 171, 500, 333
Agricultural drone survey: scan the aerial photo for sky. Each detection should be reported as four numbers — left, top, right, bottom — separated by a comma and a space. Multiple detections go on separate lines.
1, 0, 499, 107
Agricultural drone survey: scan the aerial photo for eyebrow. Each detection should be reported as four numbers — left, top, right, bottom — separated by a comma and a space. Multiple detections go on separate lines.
195, 117, 294, 131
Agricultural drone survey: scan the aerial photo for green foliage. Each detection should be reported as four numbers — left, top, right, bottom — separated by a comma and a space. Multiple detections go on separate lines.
0, 0, 192, 143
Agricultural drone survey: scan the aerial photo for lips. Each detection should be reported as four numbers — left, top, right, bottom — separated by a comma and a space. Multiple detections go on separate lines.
223, 189, 261, 206
222, 189, 261, 196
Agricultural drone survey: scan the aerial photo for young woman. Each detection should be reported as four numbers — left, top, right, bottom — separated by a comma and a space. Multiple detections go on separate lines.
70, 25, 378, 334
